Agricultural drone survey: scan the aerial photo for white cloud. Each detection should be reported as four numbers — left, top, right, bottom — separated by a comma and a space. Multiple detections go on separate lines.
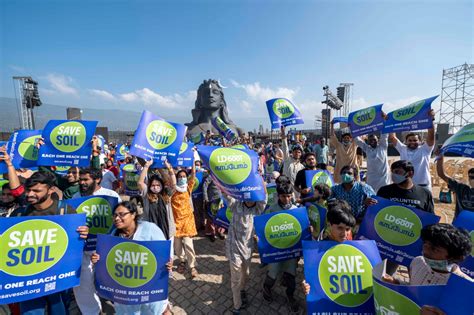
119, 88, 195, 109
230, 80, 298, 102
44, 73, 78, 95
89, 89, 116, 101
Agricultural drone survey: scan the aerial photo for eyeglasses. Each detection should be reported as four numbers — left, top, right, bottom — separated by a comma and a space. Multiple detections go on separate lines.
113, 212, 131, 218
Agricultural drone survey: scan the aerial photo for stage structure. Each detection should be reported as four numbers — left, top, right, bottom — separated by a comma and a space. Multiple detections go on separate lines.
439, 63, 474, 133
12, 76, 42, 130
336, 83, 353, 117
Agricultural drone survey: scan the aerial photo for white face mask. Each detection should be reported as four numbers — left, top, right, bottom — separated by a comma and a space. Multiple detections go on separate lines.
392, 173, 407, 184
150, 186, 162, 194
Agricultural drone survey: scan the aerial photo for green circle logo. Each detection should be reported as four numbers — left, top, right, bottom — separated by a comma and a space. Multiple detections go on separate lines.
445, 124, 474, 145
179, 142, 188, 154
272, 99, 295, 119
209, 148, 252, 185
50, 121, 87, 153
192, 176, 200, 192
1, 220, 68, 276
353, 107, 376, 127
373, 280, 420, 314
393, 100, 424, 121
76, 197, 113, 234
225, 206, 233, 222
122, 164, 135, 172
119, 145, 128, 156
264, 213, 301, 249
125, 173, 139, 190
318, 244, 373, 307
106, 242, 157, 288
374, 206, 422, 246
307, 204, 325, 236
18, 135, 41, 161
232, 145, 245, 149
145, 120, 177, 150
312, 171, 333, 188
55, 166, 70, 173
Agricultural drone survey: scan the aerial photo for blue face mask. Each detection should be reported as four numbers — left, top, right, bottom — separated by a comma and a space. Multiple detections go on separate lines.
177, 178, 187, 187
424, 256, 455, 272
341, 173, 354, 184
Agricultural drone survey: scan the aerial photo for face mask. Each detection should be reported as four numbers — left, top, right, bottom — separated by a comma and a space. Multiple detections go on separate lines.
341, 174, 354, 183
342, 140, 351, 145
177, 178, 187, 187
282, 203, 293, 210
150, 186, 162, 194
392, 173, 407, 184
195, 166, 201, 171
424, 256, 455, 272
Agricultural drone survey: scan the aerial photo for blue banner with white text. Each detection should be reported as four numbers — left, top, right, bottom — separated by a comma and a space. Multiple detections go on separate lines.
348, 104, 384, 137
175, 142, 194, 167
266, 98, 304, 129
356, 197, 440, 266
254, 207, 311, 263
38, 120, 97, 167
440, 123, 474, 158
95, 234, 170, 305
212, 117, 237, 142
0, 214, 86, 304
305, 170, 334, 196
382, 96, 437, 133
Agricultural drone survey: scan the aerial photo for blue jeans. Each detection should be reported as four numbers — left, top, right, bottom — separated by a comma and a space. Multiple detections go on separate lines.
19, 292, 67, 315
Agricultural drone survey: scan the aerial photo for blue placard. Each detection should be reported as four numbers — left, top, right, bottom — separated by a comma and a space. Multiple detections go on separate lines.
129, 110, 187, 166
96, 135, 106, 150
0, 214, 86, 304
304, 170, 335, 196
211, 199, 231, 229
212, 117, 237, 142
38, 120, 98, 167
382, 96, 438, 133
64, 195, 119, 251
356, 197, 440, 266
7, 130, 42, 169
266, 183, 277, 210
254, 207, 311, 263
331, 117, 348, 124
122, 167, 140, 197
175, 142, 194, 167
452, 210, 474, 278
197, 145, 266, 201
305, 202, 327, 238
372, 261, 473, 315
303, 240, 382, 314
115, 144, 129, 161
348, 104, 384, 137
266, 98, 304, 129
191, 171, 204, 199
440, 123, 474, 158
95, 234, 171, 305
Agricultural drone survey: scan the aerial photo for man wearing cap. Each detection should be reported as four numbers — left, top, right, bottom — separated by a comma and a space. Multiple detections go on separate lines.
280, 126, 304, 190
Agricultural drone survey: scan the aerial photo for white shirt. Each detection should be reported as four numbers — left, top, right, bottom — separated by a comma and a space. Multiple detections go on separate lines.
73, 187, 122, 202
395, 141, 433, 188
354, 134, 390, 193
101, 169, 117, 190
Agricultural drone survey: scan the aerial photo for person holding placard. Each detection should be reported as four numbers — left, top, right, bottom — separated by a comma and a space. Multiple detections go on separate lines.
389, 109, 436, 190
436, 155, 474, 218
171, 164, 198, 278
279, 126, 305, 188
91, 201, 173, 315
330, 123, 359, 183
294, 152, 319, 200
354, 134, 390, 192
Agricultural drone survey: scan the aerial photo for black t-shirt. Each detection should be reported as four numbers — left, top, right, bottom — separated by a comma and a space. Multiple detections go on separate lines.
377, 183, 434, 213
295, 168, 313, 199
448, 179, 474, 217
15, 199, 76, 217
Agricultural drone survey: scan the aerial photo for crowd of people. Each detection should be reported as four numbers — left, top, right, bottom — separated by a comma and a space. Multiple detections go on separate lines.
0, 110, 473, 315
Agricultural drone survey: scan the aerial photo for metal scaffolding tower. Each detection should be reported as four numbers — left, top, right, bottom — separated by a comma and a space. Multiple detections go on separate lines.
439, 63, 474, 133
12, 76, 42, 130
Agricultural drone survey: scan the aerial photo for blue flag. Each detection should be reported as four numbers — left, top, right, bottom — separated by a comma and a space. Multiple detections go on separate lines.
191, 171, 204, 199
6, 130, 42, 169
115, 144, 129, 161
348, 104, 384, 137
331, 117, 348, 124
0, 214, 86, 304
303, 240, 382, 314
95, 234, 171, 305
372, 261, 473, 315
383, 96, 438, 133
38, 120, 98, 167
129, 110, 187, 166
440, 123, 474, 158
64, 195, 119, 251
175, 142, 194, 167
212, 117, 237, 142
304, 170, 335, 196
452, 210, 474, 278
254, 207, 311, 263
356, 197, 440, 266
197, 145, 266, 201
266, 98, 304, 129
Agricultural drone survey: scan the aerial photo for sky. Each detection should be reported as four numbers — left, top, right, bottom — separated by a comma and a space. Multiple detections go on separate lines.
0, 0, 472, 131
